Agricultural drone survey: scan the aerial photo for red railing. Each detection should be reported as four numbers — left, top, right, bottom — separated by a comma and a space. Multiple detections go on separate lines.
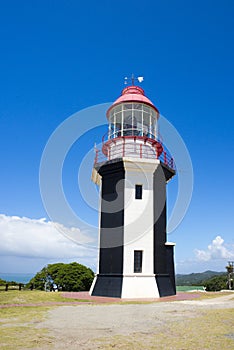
94, 137, 175, 170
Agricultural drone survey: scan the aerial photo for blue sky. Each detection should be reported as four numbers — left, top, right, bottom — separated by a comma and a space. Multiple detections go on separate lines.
0, 0, 234, 274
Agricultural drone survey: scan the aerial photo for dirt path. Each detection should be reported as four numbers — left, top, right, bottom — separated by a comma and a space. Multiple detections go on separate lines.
38, 294, 234, 349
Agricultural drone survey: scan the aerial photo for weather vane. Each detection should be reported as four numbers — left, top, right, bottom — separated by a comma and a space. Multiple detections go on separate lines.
124, 74, 144, 85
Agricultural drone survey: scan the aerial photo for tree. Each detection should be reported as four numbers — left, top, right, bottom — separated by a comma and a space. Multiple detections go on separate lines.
27, 262, 94, 291
203, 275, 227, 291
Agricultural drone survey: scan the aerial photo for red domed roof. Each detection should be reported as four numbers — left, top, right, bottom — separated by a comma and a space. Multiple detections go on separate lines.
107, 85, 159, 118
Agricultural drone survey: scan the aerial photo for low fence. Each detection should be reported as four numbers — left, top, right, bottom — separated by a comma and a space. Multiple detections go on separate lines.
0, 283, 24, 291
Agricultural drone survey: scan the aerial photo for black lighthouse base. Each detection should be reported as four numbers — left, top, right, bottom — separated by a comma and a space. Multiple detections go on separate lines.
91, 274, 123, 298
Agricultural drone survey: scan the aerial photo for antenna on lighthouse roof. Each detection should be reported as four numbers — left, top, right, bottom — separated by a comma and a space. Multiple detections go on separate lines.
124, 74, 144, 85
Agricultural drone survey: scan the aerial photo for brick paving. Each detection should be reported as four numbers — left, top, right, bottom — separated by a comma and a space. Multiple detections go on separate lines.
62, 291, 201, 303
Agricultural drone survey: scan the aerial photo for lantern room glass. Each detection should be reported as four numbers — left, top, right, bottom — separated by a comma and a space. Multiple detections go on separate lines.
108, 103, 158, 140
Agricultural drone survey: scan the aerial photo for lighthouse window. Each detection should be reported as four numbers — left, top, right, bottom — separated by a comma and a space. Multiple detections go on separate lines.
135, 185, 142, 199
134, 250, 143, 273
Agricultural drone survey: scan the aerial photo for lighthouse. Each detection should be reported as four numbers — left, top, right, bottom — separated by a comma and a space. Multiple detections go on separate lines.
90, 78, 176, 298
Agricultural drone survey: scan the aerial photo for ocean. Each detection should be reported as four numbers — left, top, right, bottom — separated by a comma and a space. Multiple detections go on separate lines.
0, 273, 34, 284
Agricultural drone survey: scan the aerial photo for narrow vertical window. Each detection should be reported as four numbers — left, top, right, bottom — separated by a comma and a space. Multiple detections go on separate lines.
134, 250, 143, 273
135, 184, 142, 199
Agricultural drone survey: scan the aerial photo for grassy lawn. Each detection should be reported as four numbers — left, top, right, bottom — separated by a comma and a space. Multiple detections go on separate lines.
0, 290, 87, 305
176, 285, 205, 291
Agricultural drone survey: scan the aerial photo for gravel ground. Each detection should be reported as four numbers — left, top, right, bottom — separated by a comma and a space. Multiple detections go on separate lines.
38, 294, 234, 349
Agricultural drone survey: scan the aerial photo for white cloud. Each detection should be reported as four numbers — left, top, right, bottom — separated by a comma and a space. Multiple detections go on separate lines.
0, 214, 96, 260
194, 235, 234, 262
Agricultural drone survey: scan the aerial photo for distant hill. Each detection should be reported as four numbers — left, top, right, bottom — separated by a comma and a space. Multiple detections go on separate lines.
176, 270, 226, 286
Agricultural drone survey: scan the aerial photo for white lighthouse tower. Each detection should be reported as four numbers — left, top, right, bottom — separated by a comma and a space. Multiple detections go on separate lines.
90, 78, 176, 298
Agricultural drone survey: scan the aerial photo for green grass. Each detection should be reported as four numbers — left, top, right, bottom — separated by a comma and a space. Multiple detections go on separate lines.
0, 290, 87, 305
176, 285, 205, 291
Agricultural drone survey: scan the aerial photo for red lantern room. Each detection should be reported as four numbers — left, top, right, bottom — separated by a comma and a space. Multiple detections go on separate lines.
102, 84, 164, 160
95, 79, 174, 169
